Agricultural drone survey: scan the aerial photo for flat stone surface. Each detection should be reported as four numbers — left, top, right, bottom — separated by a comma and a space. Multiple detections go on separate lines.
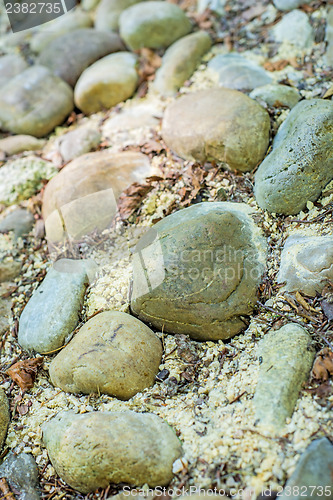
208, 53, 272, 91
42, 410, 183, 493
153, 31, 212, 96
38, 29, 124, 87
0, 54, 27, 88
0, 135, 45, 155
250, 83, 300, 108
279, 438, 333, 500
42, 151, 151, 243
30, 9, 92, 53
0, 156, 57, 206
162, 88, 270, 172
272, 10, 314, 48
18, 259, 89, 354
119, 1, 192, 50
49, 311, 162, 399
131, 202, 267, 341
277, 235, 333, 296
0, 452, 40, 500
253, 323, 315, 435
0, 66, 74, 138
254, 99, 333, 215
0, 389, 9, 452
74, 52, 138, 114
0, 208, 35, 238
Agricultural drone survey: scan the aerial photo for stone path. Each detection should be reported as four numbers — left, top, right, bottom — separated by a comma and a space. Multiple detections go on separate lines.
0, 0, 332, 498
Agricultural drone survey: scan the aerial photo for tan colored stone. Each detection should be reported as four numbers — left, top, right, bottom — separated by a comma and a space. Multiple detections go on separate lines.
161, 88, 270, 172
42, 151, 151, 242
0, 258, 21, 283
42, 410, 183, 493
0, 135, 45, 155
49, 311, 162, 399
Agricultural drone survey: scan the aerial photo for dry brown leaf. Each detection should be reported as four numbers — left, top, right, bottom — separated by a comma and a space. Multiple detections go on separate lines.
118, 183, 153, 220
311, 348, 333, 381
264, 59, 289, 72
6, 357, 44, 391
242, 4, 266, 22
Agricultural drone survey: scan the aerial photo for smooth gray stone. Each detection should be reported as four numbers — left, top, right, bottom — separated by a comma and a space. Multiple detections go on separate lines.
250, 83, 300, 108
279, 438, 333, 500
277, 235, 333, 296
38, 28, 124, 87
95, 0, 144, 32
272, 10, 314, 48
325, 7, 333, 66
57, 122, 101, 163
254, 99, 333, 214
18, 259, 89, 354
254, 323, 315, 435
119, 1, 192, 51
0, 209, 34, 238
0, 66, 74, 138
208, 53, 272, 91
0, 135, 45, 155
30, 9, 92, 53
0, 54, 27, 88
0, 452, 41, 500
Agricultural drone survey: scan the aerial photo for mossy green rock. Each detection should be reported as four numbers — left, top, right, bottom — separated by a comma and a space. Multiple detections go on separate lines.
254, 99, 333, 215
38, 29, 124, 87
131, 202, 267, 341
42, 410, 183, 493
0, 389, 9, 451
18, 259, 88, 354
0, 66, 74, 138
153, 31, 212, 96
49, 311, 162, 399
0, 156, 57, 205
74, 52, 138, 114
119, 1, 192, 51
162, 88, 270, 172
254, 323, 315, 435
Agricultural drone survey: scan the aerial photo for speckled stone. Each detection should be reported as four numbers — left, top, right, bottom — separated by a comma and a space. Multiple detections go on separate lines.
279, 438, 333, 500
153, 31, 212, 96
131, 202, 267, 341
253, 323, 315, 435
42, 410, 183, 493
49, 311, 162, 399
119, 1, 192, 51
162, 88, 270, 172
0, 66, 74, 138
0, 452, 41, 500
18, 259, 89, 354
254, 99, 333, 215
